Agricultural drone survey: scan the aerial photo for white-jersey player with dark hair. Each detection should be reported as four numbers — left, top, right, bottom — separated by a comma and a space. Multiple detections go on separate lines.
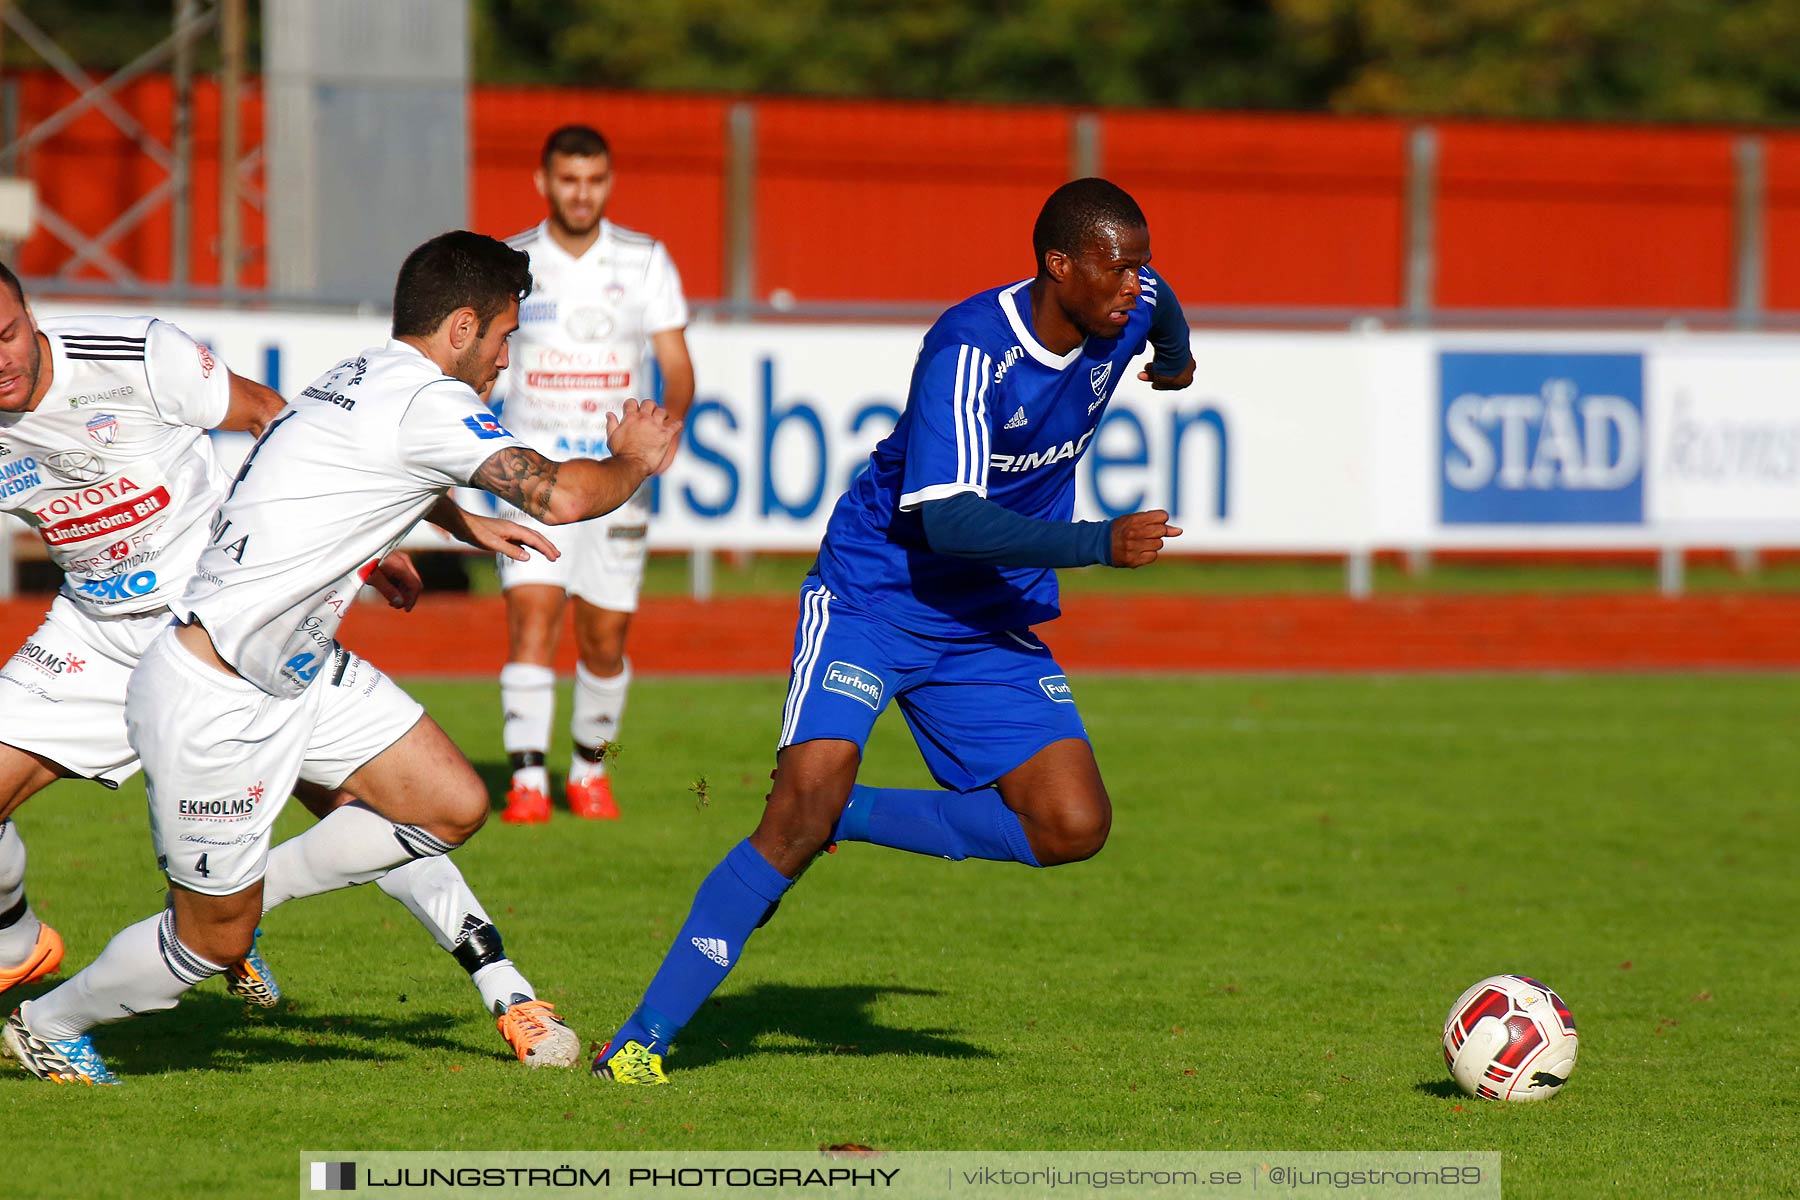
493, 122, 695, 824
0, 263, 586, 1070
4, 231, 681, 1085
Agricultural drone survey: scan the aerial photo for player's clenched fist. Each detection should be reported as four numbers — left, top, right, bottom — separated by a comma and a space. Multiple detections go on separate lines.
1109, 508, 1183, 568
606, 397, 684, 475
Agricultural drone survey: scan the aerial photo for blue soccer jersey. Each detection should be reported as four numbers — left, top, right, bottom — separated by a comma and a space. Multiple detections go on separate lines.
817, 268, 1167, 637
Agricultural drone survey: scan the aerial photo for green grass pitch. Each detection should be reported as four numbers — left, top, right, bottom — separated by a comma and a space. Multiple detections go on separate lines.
4, 674, 1797, 1197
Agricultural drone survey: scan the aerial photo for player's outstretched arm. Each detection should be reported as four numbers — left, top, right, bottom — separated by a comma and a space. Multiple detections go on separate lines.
470, 398, 681, 526
920, 493, 1182, 570
214, 372, 288, 436
424, 495, 561, 563
920, 491, 1114, 568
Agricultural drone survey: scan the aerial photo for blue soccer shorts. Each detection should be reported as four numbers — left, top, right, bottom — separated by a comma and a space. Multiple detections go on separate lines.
778, 577, 1089, 792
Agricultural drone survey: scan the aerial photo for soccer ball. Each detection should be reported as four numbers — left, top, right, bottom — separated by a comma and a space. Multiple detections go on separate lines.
1442, 974, 1578, 1102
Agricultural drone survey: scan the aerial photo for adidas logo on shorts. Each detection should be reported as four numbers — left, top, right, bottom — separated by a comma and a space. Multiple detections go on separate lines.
691, 936, 730, 967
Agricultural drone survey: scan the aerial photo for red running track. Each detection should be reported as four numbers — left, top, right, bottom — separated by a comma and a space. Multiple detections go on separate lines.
8, 593, 1796, 675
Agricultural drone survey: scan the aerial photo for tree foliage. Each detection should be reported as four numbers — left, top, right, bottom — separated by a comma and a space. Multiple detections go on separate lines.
4, 0, 1796, 122
1276, 0, 1800, 120
474, 0, 1800, 120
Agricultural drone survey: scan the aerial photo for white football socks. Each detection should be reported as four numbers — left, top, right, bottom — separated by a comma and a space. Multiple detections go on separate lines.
471, 962, 536, 1015
260, 803, 434, 912
376, 856, 534, 1013
501, 662, 556, 793
26, 909, 224, 1042
0, 820, 41, 964
570, 658, 629, 783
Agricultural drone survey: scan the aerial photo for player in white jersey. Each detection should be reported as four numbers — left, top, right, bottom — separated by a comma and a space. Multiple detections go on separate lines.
0, 264, 594, 1071
493, 123, 695, 824
0, 266, 277, 1002
3, 231, 680, 1084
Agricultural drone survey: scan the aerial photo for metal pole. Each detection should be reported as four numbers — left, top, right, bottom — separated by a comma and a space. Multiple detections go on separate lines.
219, 0, 243, 291
1346, 549, 1373, 600
0, 79, 17, 177
0, 4, 191, 168
1733, 136, 1765, 332
1071, 111, 1102, 179
1659, 545, 1685, 597
725, 101, 756, 318
171, 0, 196, 288
689, 547, 715, 602
1405, 126, 1438, 329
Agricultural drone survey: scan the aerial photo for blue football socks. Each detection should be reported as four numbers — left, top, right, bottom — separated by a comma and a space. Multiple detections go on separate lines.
605, 839, 792, 1055
833, 784, 1041, 866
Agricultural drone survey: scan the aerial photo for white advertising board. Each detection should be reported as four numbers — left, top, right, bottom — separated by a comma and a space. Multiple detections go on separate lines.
24, 301, 1800, 554
1648, 342, 1800, 532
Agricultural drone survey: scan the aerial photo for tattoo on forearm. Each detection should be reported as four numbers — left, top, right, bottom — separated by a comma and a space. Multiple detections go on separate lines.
472, 447, 560, 520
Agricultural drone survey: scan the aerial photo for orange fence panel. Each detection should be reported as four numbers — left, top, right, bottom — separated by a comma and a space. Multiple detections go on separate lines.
1103, 111, 1407, 307
1764, 133, 1800, 314
1434, 122, 1737, 310
753, 98, 1071, 303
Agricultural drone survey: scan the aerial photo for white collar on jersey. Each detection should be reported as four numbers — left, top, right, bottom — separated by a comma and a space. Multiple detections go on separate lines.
998, 280, 1086, 371
534, 218, 613, 265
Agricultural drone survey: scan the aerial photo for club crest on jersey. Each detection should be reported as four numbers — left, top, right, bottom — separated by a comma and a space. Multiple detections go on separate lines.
461, 413, 513, 440
1090, 362, 1113, 398
85, 413, 119, 446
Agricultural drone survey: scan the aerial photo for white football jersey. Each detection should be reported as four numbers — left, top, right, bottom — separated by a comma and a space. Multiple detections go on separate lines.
175, 340, 526, 698
499, 218, 688, 460
0, 315, 231, 616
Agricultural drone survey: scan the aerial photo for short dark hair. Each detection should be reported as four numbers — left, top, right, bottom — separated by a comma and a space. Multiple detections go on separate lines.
0, 259, 24, 305
540, 124, 611, 171
391, 231, 532, 339
1032, 178, 1147, 276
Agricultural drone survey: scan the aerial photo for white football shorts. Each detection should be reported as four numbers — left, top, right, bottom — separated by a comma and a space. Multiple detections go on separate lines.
0, 595, 171, 787
127, 626, 424, 896
492, 487, 650, 612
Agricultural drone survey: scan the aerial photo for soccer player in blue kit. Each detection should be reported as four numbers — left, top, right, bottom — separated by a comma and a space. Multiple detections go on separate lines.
594, 178, 1197, 1084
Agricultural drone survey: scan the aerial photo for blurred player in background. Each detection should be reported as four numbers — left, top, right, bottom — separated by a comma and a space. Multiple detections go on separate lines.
1, 236, 678, 1083
493, 124, 695, 824
593, 178, 1196, 1084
